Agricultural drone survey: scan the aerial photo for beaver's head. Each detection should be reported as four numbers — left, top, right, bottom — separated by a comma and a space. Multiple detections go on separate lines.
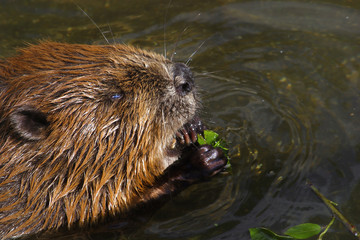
0, 41, 198, 236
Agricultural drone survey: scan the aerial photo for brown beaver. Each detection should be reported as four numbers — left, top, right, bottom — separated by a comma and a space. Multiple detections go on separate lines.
0, 41, 226, 239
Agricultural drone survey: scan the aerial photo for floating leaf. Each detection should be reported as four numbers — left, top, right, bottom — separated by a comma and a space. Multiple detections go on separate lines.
249, 228, 293, 240
284, 223, 321, 239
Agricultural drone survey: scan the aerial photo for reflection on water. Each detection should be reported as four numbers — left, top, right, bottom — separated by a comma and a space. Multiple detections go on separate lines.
1, 0, 360, 240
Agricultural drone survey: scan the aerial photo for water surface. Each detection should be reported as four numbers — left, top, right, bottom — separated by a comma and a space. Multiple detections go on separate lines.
1, 1, 359, 239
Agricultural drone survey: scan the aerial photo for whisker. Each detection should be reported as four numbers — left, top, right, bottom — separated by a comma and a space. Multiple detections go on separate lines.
75, 3, 110, 45
106, 23, 116, 44
170, 26, 189, 61
185, 37, 209, 66
164, 0, 173, 58
170, 13, 202, 62
162, 108, 166, 134
195, 70, 225, 76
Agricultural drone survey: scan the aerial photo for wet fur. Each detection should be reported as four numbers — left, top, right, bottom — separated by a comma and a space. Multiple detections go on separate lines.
0, 42, 224, 238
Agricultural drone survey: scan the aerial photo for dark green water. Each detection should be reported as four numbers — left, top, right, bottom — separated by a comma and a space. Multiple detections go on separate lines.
1, 0, 360, 239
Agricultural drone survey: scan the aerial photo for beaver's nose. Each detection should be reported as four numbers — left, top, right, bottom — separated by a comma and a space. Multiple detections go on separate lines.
173, 62, 194, 96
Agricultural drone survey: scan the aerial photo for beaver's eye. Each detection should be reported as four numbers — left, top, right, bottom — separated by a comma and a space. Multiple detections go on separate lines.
111, 93, 123, 100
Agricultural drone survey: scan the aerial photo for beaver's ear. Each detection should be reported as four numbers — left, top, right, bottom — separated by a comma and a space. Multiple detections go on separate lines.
9, 106, 49, 141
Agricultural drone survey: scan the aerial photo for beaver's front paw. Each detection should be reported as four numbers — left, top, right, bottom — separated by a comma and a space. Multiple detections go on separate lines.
189, 145, 227, 179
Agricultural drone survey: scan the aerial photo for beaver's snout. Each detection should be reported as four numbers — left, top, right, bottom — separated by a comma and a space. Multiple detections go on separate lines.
173, 62, 194, 96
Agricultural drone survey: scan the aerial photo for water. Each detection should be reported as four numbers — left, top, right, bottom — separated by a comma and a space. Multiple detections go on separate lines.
1, 0, 360, 239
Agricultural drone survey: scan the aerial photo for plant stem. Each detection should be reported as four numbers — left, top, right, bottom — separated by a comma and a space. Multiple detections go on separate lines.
308, 180, 360, 239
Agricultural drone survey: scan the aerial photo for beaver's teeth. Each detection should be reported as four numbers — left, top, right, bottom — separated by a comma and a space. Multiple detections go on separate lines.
176, 130, 183, 139
170, 138, 177, 149
176, 129, 185, 145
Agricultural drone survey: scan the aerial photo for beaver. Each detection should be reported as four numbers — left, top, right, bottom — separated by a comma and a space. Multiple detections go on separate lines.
0, 41, 226, 239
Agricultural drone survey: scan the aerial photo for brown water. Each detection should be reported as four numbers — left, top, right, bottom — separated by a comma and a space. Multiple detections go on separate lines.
1, 0, 360, 239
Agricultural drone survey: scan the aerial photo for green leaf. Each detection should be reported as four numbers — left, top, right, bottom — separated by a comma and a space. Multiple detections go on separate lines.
249, 228, 294, 240
284, 223, 321, 239
197, 133, 207, 145
203, 130, 219, 145
197, 130, 224, 148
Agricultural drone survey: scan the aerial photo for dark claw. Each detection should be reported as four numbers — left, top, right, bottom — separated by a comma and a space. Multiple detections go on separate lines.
176, 117, 205, 146
189, 125, 197, 143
